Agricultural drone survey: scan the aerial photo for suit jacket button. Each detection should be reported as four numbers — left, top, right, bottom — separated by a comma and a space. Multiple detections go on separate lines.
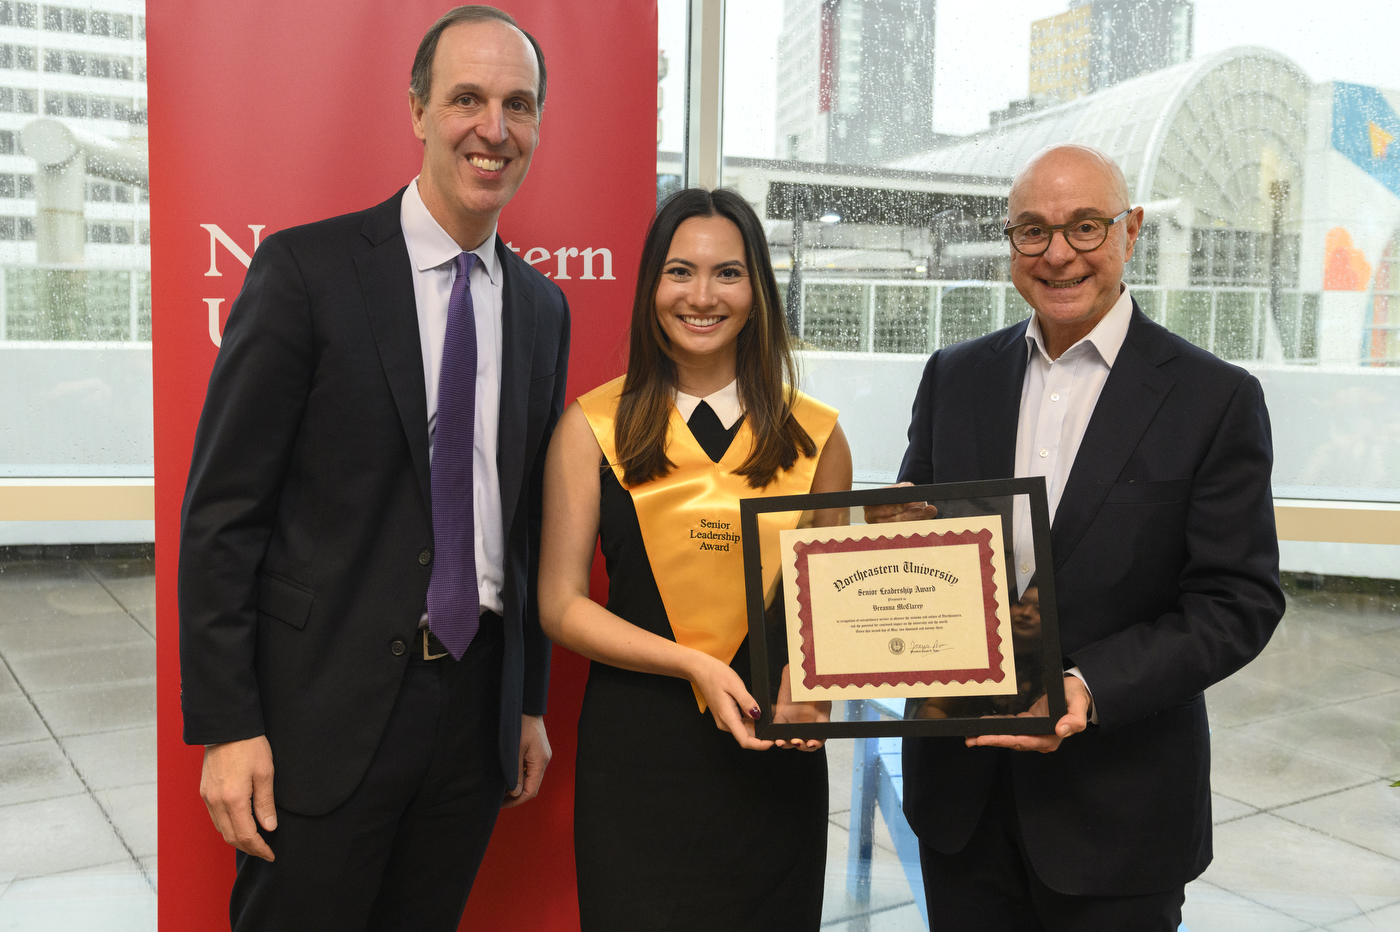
418, 549, 432, 566
390, 639, 407, 656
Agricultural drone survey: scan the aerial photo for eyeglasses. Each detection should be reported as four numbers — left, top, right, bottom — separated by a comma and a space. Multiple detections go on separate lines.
1003, 209, 1132, 257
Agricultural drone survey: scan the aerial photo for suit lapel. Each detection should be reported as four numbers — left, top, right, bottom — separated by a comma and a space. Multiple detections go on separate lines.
496, 240, 538, 538
973, 322, 1030, 479
355, 190, 432, 511
1050, 306, 1177, 569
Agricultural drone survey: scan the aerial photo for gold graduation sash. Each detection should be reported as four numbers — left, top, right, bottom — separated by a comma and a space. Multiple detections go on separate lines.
579, 376, 838, 711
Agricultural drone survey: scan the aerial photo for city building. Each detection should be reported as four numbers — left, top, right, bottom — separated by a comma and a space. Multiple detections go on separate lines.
0, 0, 149, 342
774, 0, 938, 165
1028, 0, 1192, 106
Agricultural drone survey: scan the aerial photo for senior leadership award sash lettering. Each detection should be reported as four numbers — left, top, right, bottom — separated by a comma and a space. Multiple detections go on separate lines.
579, 376, 838, 711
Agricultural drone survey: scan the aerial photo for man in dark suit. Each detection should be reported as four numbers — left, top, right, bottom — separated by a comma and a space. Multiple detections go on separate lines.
871, 144, 1283, 930
178, 7, 568, 929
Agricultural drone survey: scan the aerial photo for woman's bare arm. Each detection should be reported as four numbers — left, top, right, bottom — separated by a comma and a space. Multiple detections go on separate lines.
538, 402, 773, 750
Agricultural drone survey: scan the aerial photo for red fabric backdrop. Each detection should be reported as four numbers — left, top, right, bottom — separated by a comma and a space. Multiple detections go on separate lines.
147, 3, 653, 927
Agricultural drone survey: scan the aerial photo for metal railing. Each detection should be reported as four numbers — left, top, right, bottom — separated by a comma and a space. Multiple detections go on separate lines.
778, 276, 1322, 363
0, 265, 150, 342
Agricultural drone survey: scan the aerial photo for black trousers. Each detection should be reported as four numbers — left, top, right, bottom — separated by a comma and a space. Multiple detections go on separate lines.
920, 755, 1185, 932
230, 616, 508, 932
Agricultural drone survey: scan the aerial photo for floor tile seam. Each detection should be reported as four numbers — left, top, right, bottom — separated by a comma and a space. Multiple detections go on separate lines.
0, 789, 91, 812
22, 675, 158, 698
79, 560, 156, 641
20, 676, 160, 698
52, 723, 158, 740
1211, 789, 1261, 814
12, 858, 155, 883
0, 640, 156, 661
55, 722, 156, 742
90, 779, 159, 795
1251, 776, 1385, 813
0, 735, 62, 753
1191, 878, 1353, 929
1223, 726, 1398, 782
1267, 808, 1400, 865
1347, 895, 1400, 916
1213, 683, 1400, 727
85, 790, 154, 893
0, 650, 150, 889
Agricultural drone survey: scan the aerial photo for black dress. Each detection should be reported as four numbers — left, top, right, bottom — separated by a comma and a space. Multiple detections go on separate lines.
574, 406, 829, 932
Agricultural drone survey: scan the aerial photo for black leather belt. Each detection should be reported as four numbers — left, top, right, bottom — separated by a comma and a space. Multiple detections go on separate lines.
419, 612, 502, 660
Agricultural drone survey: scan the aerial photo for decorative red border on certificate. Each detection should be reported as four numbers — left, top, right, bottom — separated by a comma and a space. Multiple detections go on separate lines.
793, 529, 1005, 690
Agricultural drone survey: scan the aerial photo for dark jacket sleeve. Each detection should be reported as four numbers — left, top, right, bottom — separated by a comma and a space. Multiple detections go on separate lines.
521, 287, 571, 716
178, 233, 314, 745
896, 350, 941, 485
1070, 374, 1284, 730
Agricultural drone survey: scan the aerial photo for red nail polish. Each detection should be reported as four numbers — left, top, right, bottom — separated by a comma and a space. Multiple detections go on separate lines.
750, 706, 761, 720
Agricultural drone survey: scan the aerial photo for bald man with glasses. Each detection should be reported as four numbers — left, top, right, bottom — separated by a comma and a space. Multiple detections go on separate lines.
869, 143, 1283, 930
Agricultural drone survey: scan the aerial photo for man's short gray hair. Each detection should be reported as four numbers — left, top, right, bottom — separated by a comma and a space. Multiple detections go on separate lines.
409, 5, 547, 109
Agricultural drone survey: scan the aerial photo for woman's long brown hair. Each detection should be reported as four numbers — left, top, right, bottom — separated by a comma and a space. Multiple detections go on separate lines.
615, 188, 814, 489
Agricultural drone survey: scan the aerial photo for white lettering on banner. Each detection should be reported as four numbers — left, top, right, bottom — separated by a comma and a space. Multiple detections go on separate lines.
554, 246, 578, 279
196, 231, 619, 348
200, 223, 265, 276
505, 242, 617, 281
199, 223, 267, 347
203, 298, 224, 348
579, 247, 613, 280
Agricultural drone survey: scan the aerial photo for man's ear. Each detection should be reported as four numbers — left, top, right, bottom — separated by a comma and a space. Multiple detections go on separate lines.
409, 92, 428, 144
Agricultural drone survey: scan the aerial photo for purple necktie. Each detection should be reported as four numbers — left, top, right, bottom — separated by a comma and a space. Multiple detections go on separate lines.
427, 251, 480, 660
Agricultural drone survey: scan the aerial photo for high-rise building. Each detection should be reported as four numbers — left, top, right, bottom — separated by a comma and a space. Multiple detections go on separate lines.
1029, 0, 1192, 107
0, 0, 148, 270
775, 0, 937, 166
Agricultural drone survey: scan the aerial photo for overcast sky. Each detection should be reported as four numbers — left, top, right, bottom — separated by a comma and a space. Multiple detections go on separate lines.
658, 0, 1400, 159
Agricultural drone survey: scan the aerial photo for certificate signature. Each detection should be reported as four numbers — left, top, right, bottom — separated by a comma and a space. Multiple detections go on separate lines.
909, 641, 950, 655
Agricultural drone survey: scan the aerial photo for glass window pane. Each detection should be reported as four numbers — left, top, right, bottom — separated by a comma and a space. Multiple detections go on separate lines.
0, 0, 154, 918
873, 284, 929, 354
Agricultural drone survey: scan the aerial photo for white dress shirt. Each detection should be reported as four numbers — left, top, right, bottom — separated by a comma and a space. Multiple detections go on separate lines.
1011, 285, 1134, 720
674, 379, 743, 428
401, 177, 505, 617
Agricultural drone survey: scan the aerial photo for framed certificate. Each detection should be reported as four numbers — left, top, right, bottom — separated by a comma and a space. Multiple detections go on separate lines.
739, 479, 1067, 740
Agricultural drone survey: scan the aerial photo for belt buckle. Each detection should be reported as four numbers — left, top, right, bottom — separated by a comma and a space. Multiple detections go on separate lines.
423, 629, 449, 661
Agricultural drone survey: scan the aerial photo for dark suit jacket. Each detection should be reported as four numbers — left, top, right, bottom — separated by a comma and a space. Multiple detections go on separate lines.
178, 188, 570, 816
897, 301, 1283, 896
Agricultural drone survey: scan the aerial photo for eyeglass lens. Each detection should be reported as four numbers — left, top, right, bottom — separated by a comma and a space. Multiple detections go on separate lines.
1012, 220, 1108, 251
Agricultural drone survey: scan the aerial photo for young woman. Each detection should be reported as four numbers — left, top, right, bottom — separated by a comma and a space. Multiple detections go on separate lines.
539, 188, 852, 930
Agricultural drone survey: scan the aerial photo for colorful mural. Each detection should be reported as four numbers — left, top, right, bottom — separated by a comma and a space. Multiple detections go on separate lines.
1333, 83, 1400, 198
1324, 227, 1372, 291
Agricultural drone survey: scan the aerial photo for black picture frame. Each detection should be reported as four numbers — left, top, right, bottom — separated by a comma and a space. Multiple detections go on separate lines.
739, 478, 1067, 740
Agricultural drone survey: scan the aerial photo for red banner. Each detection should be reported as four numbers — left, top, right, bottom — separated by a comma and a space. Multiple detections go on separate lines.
148, 3, 654, 928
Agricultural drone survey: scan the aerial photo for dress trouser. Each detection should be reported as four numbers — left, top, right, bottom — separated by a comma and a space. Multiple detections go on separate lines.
230, 615, 508, 932
919, 754, 1185, 932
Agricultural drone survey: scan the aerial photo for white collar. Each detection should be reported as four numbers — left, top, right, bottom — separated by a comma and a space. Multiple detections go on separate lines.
674, 379, 743, 429
401, 176, 500, 285
1025, 285, 1134, 367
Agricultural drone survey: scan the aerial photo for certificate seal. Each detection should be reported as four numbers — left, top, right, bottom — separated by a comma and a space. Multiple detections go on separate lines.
888, 637, 906, 655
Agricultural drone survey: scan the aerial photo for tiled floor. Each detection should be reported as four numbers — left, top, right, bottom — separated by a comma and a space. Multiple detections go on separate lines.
0, 555, 155, 931
0, 556, 1396, 931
